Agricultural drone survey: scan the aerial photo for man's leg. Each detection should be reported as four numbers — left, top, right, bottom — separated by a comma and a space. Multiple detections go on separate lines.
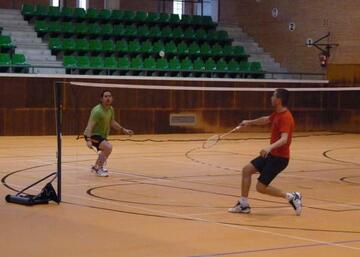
228, 163, 258, 214
95, 140, 112, 169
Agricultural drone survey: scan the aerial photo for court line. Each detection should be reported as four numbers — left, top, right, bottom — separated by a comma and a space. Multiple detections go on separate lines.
182, 239, 360, 257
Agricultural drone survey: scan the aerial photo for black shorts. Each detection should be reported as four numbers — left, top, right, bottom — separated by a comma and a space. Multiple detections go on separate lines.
84, 135, 106, 151
251, 154, 289, 186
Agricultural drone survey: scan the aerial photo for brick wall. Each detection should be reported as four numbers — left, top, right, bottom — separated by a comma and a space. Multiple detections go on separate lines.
218, 0, 360, 74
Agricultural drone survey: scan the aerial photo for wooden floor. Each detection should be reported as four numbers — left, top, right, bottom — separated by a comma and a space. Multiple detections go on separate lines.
1, 133, 359, 257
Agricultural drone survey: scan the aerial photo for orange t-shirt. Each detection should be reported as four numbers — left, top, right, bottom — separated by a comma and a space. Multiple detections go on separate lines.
269, 109, 295, 159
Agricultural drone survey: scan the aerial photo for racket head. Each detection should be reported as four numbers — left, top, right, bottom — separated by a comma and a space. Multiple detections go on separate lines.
202, 135, 220, 149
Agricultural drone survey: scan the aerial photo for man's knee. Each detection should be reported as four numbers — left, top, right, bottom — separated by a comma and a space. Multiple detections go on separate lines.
256, 182, 267, 193
100, 141, 112, 153
242, 163, 257, 176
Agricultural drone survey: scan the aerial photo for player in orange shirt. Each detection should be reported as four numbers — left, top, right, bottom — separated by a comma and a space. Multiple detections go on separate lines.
228, 89, 302, 215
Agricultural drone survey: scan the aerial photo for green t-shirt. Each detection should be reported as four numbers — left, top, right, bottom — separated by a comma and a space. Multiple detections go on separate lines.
88, 104, 114, 139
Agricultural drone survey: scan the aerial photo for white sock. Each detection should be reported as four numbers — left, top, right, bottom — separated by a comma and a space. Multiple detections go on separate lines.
240, 196, 249, 206
286, 192, 294, 201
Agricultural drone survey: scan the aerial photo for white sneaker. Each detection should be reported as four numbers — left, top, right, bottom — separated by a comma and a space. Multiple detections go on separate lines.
91, 166, 109, 177
228, 201, 251, 214
289, 192, 302, 216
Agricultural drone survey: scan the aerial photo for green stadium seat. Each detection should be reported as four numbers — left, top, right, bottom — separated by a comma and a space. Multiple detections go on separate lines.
205, 58, 216, 71
217, 30, 230, 42
138, 25, 150, 38
63, 56, 77, 68
195, 28, 207, 41
74, 8, 86, 20
233, 46, 245, 57
104, 56, 118, 69
0, 36, 15, 50
177, 42, 189, 56
34, 5, 48, 18
63, 38, 76, 52
85, 8, 99, 20
201, 16, 215, 28
169, 57, 181, 70
75, 39, 90, 53
169, 14, 180, 25
88, 23, 101, 36
180, 58, 193, 71
75, 23, 89, 35
189, 42, 200, 56
128, 40, 141, 53
123, 10, 136, 22
184, 27, 195, 40
48, 6, 61, 19
12, 54, 28, 66
156, 58, 169, 70
228, 59, 239, 72
134, 11, 148, 23
250, 62, 262, 72
161, 26, 173, 39
180, 15, 192, 25
149, 26, 161, 39
110, 10, 124, 22
100, 24, 113, 36
0, 53, 11, 66
206, 30, 218, 42
192, 15, 203, 25
89, 56, 104, 69
216, 59, 228, 72
115, 40, 128, 53
222, 45, 233, 57
152, 41, 165, 54
144, 56, 156, 70
239, 61, 250, 72
211, 43, 223, 57
130, 56, 143, 69
21, 4, 35, 18
61, 7, 74, 20
172, 27, 184, 40
102, 40, 115, 53
48, 22, 62, 35
124, 25, 137, 38
76, 56, 90, 68
89, 39, 102, 53
99, 9, 111, 21
159, 13, 170, 24
49, 38, 63, 52
113, 24, 125, 37
200, 43, 211, 56
141, 41, 153, 54
118, 56, 130, 69
193, 58, 205, 71
146, 12, 160, 23
165, 41, 177, 55
35, 20, 48, 34
62, 22, 75, 35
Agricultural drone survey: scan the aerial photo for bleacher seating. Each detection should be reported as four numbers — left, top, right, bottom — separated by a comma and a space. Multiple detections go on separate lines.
21, 3, 264, 78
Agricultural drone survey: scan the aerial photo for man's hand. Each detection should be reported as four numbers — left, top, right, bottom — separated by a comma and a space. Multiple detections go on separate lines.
260, 145, 272, 158
86, 140, 93, 149
123, 128, 134, 136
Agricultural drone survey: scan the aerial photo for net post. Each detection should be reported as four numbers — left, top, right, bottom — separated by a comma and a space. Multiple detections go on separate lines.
54, 81, 63, 203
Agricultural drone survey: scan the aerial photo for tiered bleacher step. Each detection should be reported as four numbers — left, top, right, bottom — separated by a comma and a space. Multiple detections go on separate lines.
218, 25, 288, 79
0, 8, 64, 74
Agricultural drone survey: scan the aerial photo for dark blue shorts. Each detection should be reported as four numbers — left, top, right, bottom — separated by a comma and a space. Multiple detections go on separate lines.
251, 154, 289, 186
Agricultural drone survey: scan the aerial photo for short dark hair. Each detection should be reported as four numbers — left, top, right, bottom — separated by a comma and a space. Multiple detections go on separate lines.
100, 90, 112, 98
275, 88, 289, 106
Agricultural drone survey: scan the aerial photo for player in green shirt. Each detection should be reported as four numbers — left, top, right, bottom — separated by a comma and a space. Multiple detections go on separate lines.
84, 90, 133, 177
